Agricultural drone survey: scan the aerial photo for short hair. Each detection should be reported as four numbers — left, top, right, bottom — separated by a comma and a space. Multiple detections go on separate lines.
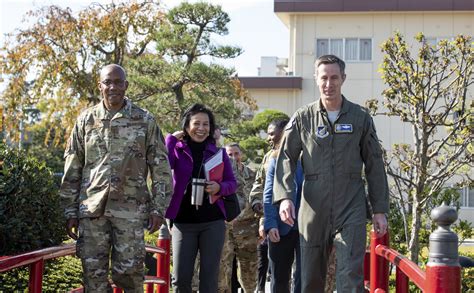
100, 64, 127, 79
225, 143, 241, 151
314, 55, 345, 76
181, 103, 216, 144
269, 119, 289, 131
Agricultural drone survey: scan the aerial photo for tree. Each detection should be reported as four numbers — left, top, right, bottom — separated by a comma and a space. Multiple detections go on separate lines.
368, 32, 473, 263
126, 2, 256, 132
0, 1, 164, 145
1, 1, 255, 150
226, 109, 289, 162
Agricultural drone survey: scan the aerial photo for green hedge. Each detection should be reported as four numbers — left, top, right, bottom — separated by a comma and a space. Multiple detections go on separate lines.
0, 256, 82, 292
0, 144, 66, 254
0, 144, 79, 290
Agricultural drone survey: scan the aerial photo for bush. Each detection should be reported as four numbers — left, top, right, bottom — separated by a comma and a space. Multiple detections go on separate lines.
0, 144, 67, 255
0, 256, 82, 292
460, 251, 474, 291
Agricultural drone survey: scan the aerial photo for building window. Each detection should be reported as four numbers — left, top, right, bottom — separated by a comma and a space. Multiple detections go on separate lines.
461, 186, 474, 208
316, 38, 372, 61
316, 39, 329, 56
424, 36, 453, 47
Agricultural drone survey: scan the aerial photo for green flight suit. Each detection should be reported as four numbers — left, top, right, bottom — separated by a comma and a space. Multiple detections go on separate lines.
274, 97, 389, 293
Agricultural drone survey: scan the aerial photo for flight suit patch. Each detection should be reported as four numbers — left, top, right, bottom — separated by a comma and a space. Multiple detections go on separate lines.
335, 124, 353, 133
316, 126, 329, 138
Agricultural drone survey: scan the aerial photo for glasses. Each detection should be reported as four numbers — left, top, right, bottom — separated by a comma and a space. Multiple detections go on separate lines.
100, 79, 126, 87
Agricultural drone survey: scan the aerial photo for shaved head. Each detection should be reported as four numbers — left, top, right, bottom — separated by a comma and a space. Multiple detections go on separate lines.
100, 64, 126, 80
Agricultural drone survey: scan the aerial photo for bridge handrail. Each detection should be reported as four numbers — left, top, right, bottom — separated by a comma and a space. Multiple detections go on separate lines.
0, 244, 165, 273
0, 224, 171, 293
367, 203, 461, 293
374, 243, 426, 291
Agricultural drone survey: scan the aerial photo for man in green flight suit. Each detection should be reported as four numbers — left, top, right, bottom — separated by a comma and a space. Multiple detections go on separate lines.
60, 64, 172, 292
274, 55, 389, 293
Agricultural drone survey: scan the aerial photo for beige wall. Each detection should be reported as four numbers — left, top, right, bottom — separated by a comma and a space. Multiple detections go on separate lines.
260, 11, 474, 150
247, 88, 302, 115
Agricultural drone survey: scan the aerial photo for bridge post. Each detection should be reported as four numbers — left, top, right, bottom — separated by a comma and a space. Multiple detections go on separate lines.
157, 224, 171, 293
425, 203, 460, 292
370, 230, 389, 292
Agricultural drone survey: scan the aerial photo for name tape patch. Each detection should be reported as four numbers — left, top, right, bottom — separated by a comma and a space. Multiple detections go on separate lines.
335, 124, 353, 133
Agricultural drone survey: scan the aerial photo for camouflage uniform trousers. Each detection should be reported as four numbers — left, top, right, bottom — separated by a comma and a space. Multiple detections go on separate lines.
77, 216, 145, 293
218, 221, 258, 293
191, 254, 200, 292
325, 245, 336, 293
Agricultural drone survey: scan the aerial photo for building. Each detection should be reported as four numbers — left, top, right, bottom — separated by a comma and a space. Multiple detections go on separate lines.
239, 0, 473, 222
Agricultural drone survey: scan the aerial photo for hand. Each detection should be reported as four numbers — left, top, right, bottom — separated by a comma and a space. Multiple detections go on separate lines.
258, 224, 266, 240
372, 213, 388, 238
205, 181, 220, 196
268, 228, 280, 243
148, 214, 164, 234
252, 202, 263, 213
172, 130, 185, 140
279, 199, 295, 227
66, 218, 79, 240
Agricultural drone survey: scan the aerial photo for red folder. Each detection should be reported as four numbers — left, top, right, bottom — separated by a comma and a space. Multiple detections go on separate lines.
204, 149, 224, 204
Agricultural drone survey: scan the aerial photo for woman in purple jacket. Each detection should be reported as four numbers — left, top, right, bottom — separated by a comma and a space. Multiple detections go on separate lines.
165, 103, 237, 293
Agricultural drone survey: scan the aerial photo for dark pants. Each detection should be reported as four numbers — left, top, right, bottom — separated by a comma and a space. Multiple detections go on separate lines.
256, 239, 269, 291
268, 229, 300, 293
171, 220, 226, 293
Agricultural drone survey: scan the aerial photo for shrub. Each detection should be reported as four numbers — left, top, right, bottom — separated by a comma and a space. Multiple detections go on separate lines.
0, 144, 74, 290
0, 256, 82, 292
0, 144, 67, 255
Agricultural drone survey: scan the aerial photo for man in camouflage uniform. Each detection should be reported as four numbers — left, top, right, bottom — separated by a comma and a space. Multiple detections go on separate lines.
60, 64, 172, 293
218, 143, 258, 293
275, 55, 389, 292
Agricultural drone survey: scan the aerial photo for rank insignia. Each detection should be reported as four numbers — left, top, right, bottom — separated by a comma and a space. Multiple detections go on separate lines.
335, 124, 353, 133
316, 125, 329, 138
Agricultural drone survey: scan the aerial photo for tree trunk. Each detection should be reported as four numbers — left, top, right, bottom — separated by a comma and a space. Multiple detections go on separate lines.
408, 201, 421, 264
172, 82, 185, 115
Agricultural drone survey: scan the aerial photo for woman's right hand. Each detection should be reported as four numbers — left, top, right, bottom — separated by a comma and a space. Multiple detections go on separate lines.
172, 130, 185, 140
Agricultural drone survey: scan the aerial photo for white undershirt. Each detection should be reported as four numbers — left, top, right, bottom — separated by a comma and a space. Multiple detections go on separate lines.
327, 110, 340, 124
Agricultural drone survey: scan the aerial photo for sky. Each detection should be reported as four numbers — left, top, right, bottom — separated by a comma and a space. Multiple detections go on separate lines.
0, 0, 289, 76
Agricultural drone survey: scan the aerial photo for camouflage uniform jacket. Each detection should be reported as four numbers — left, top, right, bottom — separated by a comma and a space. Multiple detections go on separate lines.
249, 149, 273, 226
60, 98, 172, 220
232, 162, 256, 224
249, 150, 272, 209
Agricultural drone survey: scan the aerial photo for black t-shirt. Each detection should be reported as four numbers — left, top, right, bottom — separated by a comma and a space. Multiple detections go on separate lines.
174, 139, 224, 223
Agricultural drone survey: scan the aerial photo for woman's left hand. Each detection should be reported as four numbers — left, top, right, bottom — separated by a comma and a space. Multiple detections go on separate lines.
205, 181, 221, 195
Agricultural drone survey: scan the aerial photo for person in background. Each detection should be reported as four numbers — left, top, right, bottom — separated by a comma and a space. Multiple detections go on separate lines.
274, 55, 389, 292
218, 143, 258, 293
165, 103, 237, 293
249, 119, 288, 293
263, 120, 303, 293
60, 64, 172, 292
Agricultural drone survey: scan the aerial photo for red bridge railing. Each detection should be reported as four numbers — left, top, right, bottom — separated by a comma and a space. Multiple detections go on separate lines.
364, 203, 461, 293
0, 224, 171, 293
0, 205, 464, 292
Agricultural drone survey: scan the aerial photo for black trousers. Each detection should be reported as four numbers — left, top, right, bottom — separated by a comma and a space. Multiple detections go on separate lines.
171, 220, 226, 293
268, 229, 301, 293
256, 238, 269, 291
